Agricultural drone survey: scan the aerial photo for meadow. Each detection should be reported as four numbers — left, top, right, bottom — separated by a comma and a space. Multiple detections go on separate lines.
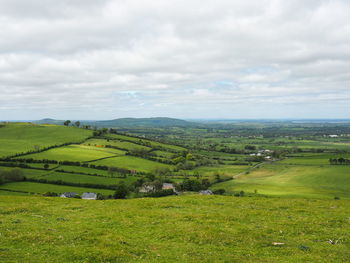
90, 155, 173, 173
212, 161, 350, 199
2, 121, 350, 262
0, 195, 349, 262
0, 123, 92, 158
16, 144, 126, 162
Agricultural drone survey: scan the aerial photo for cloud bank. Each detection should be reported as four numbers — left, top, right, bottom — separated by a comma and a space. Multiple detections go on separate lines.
1, 0, 350, 119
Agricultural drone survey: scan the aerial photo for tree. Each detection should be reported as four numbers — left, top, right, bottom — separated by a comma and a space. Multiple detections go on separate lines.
75, 121, 81, 127
44, 164, 49, 170
64, 120, 71, 126
113, 182, 129, 199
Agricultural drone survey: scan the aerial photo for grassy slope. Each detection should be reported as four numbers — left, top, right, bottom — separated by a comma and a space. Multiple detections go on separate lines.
83, 138, 151, 151
17, 144, 125, 162
0, 123, 92, 157
91, 156, 173, 173
213, 162, 350, 199
0, 195, 349, 263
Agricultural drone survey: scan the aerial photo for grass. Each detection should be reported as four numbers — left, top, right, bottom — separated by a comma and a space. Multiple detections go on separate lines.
0, 182, 114, 195
40, 172, 137, 186
17, 144, 125, 162
91, 156, 173, 173
212, 163, 350, 199
0, 123, 92, 158
0, 167, 49, 179
191, 165, 249, 177
83, 138, 151, 151
0, 195, 349, 262
106, 133, 187, 152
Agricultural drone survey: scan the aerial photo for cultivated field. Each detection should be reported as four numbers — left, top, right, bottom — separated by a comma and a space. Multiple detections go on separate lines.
0, 123, 92, 158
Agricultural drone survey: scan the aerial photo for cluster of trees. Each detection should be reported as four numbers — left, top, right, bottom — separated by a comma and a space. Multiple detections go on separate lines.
63, 120, 81, 127
0, 168, 25, 185
27, 177, 117, 190
329, 158, 350, 165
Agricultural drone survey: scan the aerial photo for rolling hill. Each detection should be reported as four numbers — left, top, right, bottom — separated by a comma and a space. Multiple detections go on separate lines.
34, 117, 197, 127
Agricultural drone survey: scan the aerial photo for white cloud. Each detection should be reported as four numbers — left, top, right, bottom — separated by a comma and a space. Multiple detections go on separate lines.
1, 0, 350, 119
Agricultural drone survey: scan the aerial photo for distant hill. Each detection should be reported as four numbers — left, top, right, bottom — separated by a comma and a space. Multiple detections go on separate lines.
34, 117, 196, 127
34, 118, 65, 125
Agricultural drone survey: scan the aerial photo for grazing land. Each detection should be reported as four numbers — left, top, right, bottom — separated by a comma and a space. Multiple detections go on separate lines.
0, 123, 92, 158
0, 195, 349, 263
1, 120, 350, 262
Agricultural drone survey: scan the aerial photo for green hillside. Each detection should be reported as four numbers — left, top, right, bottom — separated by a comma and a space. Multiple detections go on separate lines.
1, 195, 349, 263
212, 155, 350, 199
0, 123, 92, 158
35, 117, 197, 128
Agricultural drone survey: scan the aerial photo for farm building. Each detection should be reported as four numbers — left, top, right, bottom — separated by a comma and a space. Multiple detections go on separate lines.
139, 184, 155, 193
162, 183, 175, 190
60, 192, 78, 198
199, 190, 213, 195
82, 192, 97, 200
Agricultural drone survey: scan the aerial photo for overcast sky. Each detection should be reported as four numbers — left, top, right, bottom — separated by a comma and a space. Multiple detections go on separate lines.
1, 0, 350, 120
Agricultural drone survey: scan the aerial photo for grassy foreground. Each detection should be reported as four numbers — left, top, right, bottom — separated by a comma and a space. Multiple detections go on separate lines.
1, 195, 349, 262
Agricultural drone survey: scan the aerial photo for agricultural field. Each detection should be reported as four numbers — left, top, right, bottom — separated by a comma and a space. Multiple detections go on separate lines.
83, 138, 151, 151
16, 144, 126, 162
212, 160, 350, 199
38, 172, 131, 186
90, 155, 173, 173
0, 195, 349, 262
0, 123, 92, 158
105, 133, 187, 152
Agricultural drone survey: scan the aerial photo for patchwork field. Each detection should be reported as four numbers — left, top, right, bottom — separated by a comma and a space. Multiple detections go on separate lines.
16, 144, 126, 162
213, 160, 350, 199
0, 123, 92, 158
0, 195, 349, 262
90, 155, 173, 173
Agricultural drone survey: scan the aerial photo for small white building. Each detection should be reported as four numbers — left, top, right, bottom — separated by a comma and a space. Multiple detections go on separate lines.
199, 190, 213, 195
139, 184, 155, 193
82, 192, 97, 200
60, 192, 78, 198
162, 183, 175, 190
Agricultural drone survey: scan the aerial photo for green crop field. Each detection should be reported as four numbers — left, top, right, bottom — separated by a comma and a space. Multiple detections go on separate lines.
212, 162, 350, 199
17, 144, 125, 162
40, 172, 137, 186
106, 133, 186, 152
0, 123, 92, 158
83, 138, 151, 151
0, 195, 349, 263
91, 155, 173, 173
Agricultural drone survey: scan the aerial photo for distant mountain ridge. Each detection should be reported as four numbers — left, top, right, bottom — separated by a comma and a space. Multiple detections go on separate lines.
34, 117, 196, 127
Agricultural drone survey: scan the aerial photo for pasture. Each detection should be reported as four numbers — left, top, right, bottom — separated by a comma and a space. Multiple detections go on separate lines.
90, 155, 173, 173
16, 144, 125, 162
0, 195, 349, 262
0, 123, 92, 158
212, 162, 350, 199
83, 138, 151, 151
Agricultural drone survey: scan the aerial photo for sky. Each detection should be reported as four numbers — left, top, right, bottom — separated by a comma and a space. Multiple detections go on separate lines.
1, 0, 350, 120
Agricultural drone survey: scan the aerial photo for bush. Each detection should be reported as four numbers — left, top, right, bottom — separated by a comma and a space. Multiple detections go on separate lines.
114, 183, 129, 199
144, 189, 174, 197
213, 189, 226, 195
